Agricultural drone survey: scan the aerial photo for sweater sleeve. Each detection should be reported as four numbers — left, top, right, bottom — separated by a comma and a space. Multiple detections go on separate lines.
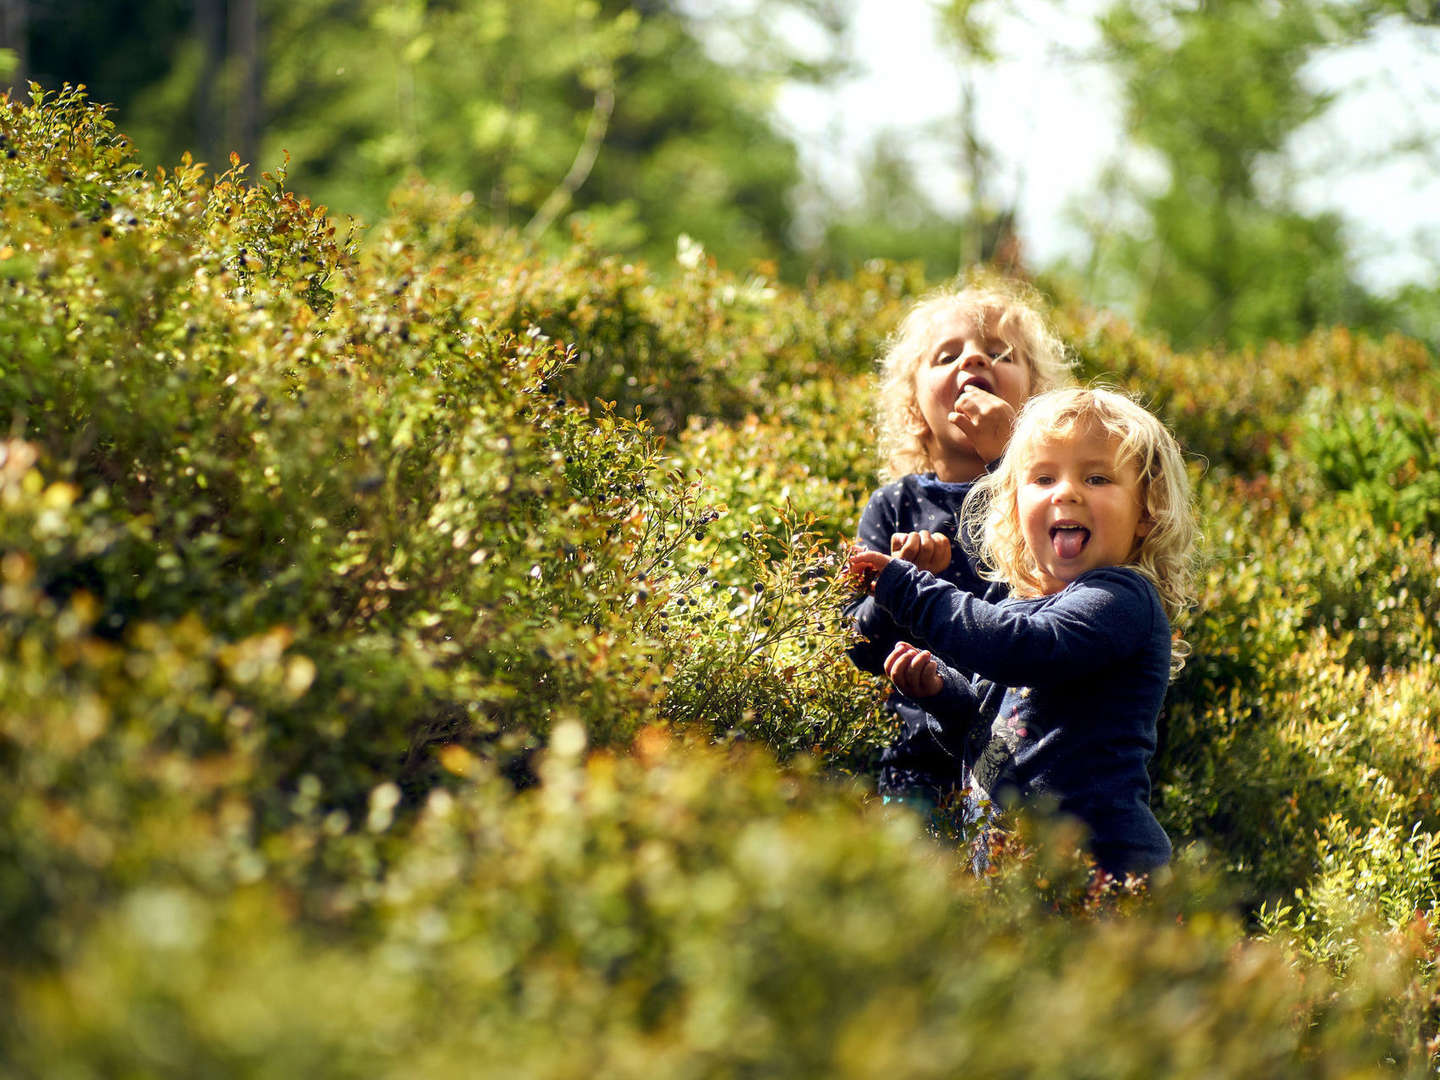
873, 563, 1158, 687
928, 655, 985, 733
843, 489, 905, 675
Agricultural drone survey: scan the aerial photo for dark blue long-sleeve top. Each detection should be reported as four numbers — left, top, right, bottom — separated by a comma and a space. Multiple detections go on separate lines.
844, 474, 1005, 797
872, 560, 1173, 874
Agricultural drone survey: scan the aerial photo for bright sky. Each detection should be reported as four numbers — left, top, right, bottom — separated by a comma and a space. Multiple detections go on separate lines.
768, 0, 1440, 293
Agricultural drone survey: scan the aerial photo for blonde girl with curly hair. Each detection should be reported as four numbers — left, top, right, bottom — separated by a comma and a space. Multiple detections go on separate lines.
846, 280, 1071, 817
874, 281, 1072, 486
848, 387, 1200, 876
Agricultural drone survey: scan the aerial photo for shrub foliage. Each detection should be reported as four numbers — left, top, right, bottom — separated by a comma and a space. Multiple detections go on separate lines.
3, 86, 1440, 1074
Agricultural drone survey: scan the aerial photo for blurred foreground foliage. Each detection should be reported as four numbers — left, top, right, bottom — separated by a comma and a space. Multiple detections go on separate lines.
3, 86, 1440, 1075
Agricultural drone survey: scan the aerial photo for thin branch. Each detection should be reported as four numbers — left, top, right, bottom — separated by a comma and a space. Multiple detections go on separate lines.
523, 81, 616, 244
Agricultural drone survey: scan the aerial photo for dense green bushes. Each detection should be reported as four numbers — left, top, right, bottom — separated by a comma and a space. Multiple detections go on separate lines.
4, 86, 1440, 1073
8, 738, 1433, 1078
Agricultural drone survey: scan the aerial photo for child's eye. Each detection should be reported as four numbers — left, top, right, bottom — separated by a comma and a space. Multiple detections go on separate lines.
1030, 474, 1055, 486
1086, 474, 1112, 486
932, 352, 955, 366
991, 347, 1013, 362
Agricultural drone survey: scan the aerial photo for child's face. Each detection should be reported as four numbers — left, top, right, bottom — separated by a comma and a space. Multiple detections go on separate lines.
914, 308, 1031, 475
1016, 421, 1154, 594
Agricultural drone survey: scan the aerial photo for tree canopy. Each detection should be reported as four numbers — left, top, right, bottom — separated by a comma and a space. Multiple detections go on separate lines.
20, 0, 848, 269
10, 0, 1438, 343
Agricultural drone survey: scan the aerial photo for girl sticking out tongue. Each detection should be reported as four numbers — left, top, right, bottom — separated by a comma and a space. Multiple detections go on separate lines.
846, 388, 1199, 878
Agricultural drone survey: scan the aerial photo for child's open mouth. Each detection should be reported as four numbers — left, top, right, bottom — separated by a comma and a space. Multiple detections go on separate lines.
958, 376, 994, 396
1051, 524, 1089, 559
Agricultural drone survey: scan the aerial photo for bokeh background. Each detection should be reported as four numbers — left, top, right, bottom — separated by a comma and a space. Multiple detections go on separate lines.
7, 0, 1439, 348
5, 3, 1440, 1075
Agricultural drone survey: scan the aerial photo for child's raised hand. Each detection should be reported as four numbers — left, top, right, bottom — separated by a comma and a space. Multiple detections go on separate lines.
884, 642, 943, 698
890, 530, 951, 574
948, 386, 1018, 465
845, 546, 892, 592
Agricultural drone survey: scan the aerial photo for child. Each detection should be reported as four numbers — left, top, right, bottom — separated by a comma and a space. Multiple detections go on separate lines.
845, 282, 1071, 810
848, 387, 1198, 875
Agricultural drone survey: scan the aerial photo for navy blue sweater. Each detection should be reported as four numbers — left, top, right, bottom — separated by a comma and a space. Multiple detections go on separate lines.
872, 561, 1172, 874
844, 474, 1004, 797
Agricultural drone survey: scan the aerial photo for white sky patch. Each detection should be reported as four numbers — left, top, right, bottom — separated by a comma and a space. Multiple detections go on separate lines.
758, 0, 1440, 292
1289, 15, 1440, 291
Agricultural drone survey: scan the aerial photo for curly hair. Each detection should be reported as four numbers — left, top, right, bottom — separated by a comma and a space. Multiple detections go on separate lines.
874, 280, 1072, 481
961, 386, 1201, 674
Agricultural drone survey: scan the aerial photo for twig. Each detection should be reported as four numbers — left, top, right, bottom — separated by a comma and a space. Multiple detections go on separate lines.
523, 80, 616, 245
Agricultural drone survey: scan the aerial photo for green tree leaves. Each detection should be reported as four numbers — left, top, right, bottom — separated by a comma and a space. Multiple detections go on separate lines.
1082, 0, 1403, 347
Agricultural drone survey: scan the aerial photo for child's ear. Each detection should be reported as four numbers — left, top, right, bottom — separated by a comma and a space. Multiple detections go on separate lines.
1134, 514, 1156, 540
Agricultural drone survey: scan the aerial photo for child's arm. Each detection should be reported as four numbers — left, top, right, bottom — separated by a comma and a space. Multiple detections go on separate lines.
843, 495, 910, 675
870, 562, 1160, 687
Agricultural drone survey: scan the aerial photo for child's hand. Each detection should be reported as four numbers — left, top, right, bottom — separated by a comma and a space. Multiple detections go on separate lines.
948, 386, 1018, 464
845, 546, 892, 593
884, 642, 943, 698
890, 530, 951, 574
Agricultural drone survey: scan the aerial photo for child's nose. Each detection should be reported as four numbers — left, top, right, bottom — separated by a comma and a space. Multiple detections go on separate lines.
1051, 477, 1082, 502
958, 345, 991, 368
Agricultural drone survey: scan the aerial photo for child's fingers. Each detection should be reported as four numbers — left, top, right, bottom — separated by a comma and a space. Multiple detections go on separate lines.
886, 532, 951, 573
907, 531, 949, 573
848, 547, 889, 572
923, 532, 952, 571
947, 385, 993, 424
912, 654, 942, 696
912, 531, 933, 568
845, 546, 890, 590
949, 393, 1018, 464
886, 645, 941, 697
883, 642, 920, 681
947, 409, 983, 437
893, 532, 922, 562
948, 387, 1012, 425
885, 643, 925, 679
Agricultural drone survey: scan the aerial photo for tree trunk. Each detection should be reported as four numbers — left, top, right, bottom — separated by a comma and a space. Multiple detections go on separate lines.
0, 0, 26, 91
195, 0, 225, 167
228, 0, 262, 171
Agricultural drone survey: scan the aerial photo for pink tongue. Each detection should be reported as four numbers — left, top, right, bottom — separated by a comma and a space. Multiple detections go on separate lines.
1054, 529, 1087, 559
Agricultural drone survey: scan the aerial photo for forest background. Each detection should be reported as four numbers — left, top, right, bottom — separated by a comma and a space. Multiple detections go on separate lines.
4, 0, 1440, 1075
9, 0, 1440, 348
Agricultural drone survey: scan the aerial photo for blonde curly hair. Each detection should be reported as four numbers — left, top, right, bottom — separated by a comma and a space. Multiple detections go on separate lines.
875, 280, 1072, 481
962, 387, 1200, 674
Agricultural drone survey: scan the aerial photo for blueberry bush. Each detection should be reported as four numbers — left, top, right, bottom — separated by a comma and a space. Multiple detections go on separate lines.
3, 86, 1439, 1075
